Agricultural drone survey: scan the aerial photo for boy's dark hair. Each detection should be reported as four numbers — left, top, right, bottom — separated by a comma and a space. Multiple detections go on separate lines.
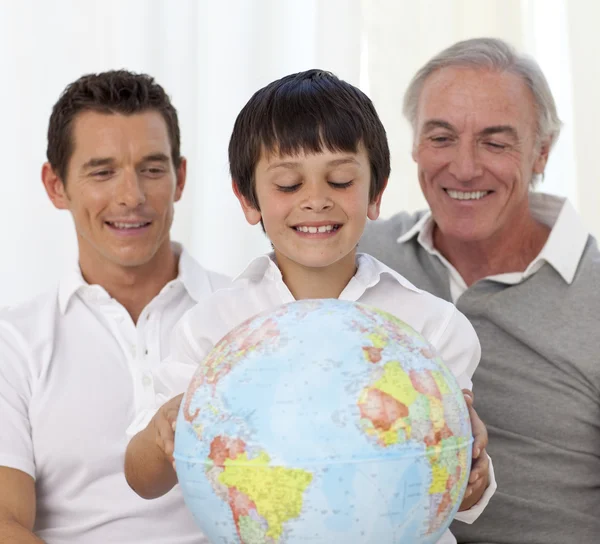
47, 70, 181, 183
229, 69, 390, 208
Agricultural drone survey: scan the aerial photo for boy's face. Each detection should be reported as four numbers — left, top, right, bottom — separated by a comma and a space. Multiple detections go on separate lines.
236, 145, 384, 271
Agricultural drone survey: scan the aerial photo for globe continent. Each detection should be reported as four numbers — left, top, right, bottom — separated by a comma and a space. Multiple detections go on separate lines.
174, 299, 472, 544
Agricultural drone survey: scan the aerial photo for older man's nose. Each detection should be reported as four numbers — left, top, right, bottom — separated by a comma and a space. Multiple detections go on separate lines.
448, 142, 483, 182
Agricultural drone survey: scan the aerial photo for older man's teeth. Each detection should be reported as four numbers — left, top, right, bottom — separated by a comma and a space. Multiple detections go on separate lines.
446, 190, 489, 201
109, 222, 150, 229
295, 225, 337, 233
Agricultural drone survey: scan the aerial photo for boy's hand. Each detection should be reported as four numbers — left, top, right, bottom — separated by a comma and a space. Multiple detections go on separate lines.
458, 389, 490, 511
149, 393, 184, 466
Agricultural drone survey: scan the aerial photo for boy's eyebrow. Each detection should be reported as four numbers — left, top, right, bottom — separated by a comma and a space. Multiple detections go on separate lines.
267, 157, 360, 171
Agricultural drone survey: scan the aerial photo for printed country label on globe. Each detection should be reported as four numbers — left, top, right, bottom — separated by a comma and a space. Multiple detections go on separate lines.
174, 299, 473, 544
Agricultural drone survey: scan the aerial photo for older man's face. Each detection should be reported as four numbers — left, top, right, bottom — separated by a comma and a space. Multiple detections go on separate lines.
413, 67, 549, 244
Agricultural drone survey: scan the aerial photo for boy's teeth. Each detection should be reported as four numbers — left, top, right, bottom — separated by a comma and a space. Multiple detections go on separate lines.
446, 190, 489, 201
296, 225, 335, 233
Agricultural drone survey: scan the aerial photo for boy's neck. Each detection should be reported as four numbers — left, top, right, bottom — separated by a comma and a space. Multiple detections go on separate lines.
275, 249, 358, 300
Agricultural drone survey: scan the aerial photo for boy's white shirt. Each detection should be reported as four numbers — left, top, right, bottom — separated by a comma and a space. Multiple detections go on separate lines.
129, 252, 496, 542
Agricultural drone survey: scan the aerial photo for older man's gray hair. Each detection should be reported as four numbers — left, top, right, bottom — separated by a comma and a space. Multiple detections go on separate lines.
403, 37, 562, 149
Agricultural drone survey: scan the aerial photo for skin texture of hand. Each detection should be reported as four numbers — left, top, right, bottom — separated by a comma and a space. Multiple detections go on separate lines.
458, 389, 490, 511
124, 393, 184, 499
151, 393, 184, 466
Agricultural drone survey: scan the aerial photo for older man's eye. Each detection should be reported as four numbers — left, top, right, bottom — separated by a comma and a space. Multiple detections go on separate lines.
429, 136, 453, 146
484, 141, 508, 152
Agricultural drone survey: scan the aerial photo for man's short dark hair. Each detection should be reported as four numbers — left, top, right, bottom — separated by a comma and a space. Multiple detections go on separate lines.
47, 70, 181, 182
229, 69, 390, 209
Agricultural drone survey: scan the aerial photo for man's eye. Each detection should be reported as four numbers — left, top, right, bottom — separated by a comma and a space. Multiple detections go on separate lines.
429, 136, 453, 146
277, 184, 301, 193
484, 141, 508, 152
144, 168, 165, 175
328, 180, 354, 189
92, 170, 113, 178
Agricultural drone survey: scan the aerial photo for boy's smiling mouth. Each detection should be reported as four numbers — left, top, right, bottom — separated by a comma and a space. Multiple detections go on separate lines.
292, 222, 342, 235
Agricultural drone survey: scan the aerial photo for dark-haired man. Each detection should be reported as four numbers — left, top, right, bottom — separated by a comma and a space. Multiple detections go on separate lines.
0, 71, 229, 543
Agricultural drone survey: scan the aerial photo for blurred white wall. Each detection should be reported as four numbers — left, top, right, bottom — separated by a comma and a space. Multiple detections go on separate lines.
0, 0, 597, 307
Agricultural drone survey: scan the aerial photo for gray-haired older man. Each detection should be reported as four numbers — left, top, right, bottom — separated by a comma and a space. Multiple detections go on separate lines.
361, 38, 600, 543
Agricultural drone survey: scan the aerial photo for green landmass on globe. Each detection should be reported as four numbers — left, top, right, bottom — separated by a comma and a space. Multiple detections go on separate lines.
175, 299, 472, 544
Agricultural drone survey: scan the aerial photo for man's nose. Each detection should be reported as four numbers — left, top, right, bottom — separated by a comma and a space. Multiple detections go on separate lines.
116, 171, 146, 208
448, 141, 483, 182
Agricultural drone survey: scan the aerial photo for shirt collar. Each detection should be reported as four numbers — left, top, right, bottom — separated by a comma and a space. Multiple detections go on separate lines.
58, 242, 208, 314
234, 253, 282, 283
233, 251, 421, 299
396, 192, 589, 285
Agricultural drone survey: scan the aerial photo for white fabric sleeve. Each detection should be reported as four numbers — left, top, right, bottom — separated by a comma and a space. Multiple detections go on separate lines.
430, 306, 481, 389
453, 453, 497, 523
125, 306, 214, 437
0, 322, 36, 478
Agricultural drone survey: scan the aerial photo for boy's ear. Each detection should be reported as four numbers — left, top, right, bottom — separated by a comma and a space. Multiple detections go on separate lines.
232, 180, 262, 225
367, 178, 388, 221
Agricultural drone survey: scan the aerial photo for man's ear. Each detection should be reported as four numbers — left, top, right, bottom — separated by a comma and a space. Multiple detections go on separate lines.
533, 138, 551, 175
367, 178, 389, 221
174, 157, 187, 202
41, 163, 70, 210
232, 180, 262, 225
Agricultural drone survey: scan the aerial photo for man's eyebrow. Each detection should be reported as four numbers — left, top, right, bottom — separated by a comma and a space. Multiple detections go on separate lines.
421, 119, 455, 133
478, 125, 519, 139
141, 153, 170, 163
82, 157, 115, 170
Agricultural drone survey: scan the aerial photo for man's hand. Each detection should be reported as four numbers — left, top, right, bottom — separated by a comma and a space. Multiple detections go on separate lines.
458, 389, 490, 511
150, 393, 184, 467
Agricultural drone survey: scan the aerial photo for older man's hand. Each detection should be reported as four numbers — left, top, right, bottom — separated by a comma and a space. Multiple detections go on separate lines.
458, 389, 490, 511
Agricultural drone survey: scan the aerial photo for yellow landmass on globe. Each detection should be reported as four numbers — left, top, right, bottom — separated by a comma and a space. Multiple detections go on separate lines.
366, 330, 388, 349
218, 451, 313, 540
372, 361, 419, 406
429, 462, 450, 494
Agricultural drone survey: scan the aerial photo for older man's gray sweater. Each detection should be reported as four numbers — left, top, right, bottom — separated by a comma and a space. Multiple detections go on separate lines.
361, 212, 600, 544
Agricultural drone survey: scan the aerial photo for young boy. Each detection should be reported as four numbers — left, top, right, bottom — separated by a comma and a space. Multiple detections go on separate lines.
125, 70, 495, 543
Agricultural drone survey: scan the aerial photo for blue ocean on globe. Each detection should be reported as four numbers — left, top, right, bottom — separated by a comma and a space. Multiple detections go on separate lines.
174, 299, 472, 544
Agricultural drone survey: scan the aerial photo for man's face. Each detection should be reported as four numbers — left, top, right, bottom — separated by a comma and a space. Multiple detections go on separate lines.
413, 67, 550, 244
235, 145, 383, 272
45, 110, 185, 270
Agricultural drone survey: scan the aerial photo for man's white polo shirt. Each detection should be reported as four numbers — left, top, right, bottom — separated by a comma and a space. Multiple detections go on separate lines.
0, 244, 229, 544
151, 252, 496, 544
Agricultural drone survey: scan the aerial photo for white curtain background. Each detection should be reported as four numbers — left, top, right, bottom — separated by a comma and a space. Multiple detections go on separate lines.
0, 0, 597, 307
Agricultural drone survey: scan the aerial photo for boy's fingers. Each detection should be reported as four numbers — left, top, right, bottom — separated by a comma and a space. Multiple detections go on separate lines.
469, 450, 489, 483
